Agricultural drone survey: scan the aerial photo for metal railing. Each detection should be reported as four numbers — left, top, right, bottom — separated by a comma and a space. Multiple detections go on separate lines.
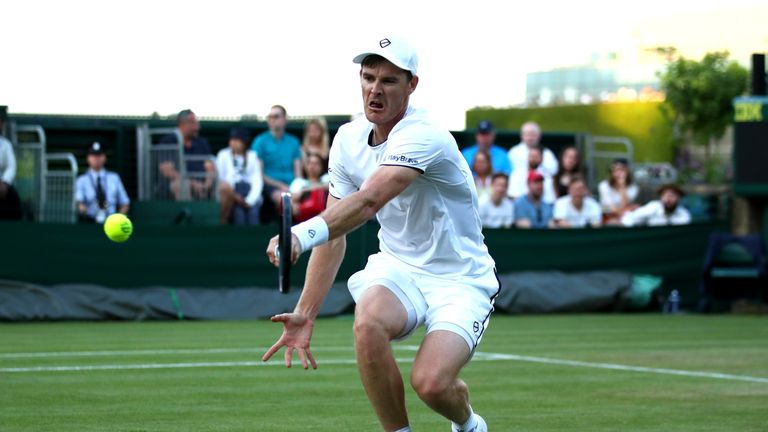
9, 123, 46, 221
40, 153, 78, 224
136, 124, 218, 201
585, 135, 634, 191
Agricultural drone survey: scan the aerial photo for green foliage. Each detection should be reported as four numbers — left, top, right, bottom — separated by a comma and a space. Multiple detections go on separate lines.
468, 102, 675, 162
659, 51, 748, 147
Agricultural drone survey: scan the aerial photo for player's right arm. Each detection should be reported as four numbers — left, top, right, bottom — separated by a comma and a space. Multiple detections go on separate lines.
292, 194, 347, 320
261, 194, 346, 370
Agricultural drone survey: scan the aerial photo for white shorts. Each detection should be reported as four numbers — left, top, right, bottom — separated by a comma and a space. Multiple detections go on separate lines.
347, 252, 501, 352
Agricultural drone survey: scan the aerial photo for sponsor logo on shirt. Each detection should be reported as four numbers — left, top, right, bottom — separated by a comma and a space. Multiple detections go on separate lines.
386, 154, 419, 165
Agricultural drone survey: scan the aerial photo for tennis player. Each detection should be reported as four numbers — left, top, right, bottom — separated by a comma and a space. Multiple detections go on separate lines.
264, 36, 498, 432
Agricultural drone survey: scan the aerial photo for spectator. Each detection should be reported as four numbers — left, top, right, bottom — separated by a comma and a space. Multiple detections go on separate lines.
553, 146, 583, 198
461, 120, 512, 175
552, 175, 602, 228
252, 104, 302, 221
0, 107, 22, 220
507, 121, 558, 177
75, 142, 130, 224
159, 109, 215, 200
216, 128, 263, 225
621, 183, 691, 227
289, 152, 330, 223
471, 149, 493, 200
507, 146, 556, 203
599, 158, 639, 225
514, 171, 554, 229
301, 117, 330, 161
478, 173, 514, 228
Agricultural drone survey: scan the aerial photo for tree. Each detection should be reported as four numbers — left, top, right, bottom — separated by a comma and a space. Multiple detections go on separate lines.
658, 51, 748, 182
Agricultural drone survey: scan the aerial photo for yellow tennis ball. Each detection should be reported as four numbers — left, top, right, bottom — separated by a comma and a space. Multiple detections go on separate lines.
104, 213, 133, 243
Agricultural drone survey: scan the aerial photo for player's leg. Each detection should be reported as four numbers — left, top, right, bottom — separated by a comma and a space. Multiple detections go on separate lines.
354, 285, 410, 431
410, 330, 473, 424
409, 270, 500, 431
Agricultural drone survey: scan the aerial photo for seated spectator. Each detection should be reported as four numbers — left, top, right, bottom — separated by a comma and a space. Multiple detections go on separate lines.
252, 105, 302, 222
0, 107, 22, 220
159, 109, 215, 200
514, 171, 554, 229
599, 158, 639, 225
621, 183, 691, 227
471, 150, 494, 200
289, 152, 330, 223
216, 128, 263, 225
478, 173, 514, 229
75, 142, 130, 224
507, 146, 556, 203
301, 117, 330, 161
507, 121, 558, 177
553, 146, 583, 198
461, 120, 512, 175
552, 175, 602, 228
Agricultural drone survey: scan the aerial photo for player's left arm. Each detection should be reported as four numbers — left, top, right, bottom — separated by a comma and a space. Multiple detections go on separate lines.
323, 164, 420, 239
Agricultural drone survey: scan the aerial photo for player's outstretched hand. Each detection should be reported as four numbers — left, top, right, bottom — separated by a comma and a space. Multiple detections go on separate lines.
262, 312, 318, 370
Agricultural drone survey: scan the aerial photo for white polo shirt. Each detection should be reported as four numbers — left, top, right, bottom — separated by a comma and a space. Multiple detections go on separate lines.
621, 200, 692, 227
328, 106, 495, 277
553, 195, 602, 227
478, 195, 514, 228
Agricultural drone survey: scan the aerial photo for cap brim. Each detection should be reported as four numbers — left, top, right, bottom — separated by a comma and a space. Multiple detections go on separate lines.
352, 52, 413, 74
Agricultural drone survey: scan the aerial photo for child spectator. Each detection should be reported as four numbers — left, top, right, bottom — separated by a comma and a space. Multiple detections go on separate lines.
289, 152, 330, 223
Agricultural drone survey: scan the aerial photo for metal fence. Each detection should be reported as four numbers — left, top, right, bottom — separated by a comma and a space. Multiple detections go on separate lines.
584, 135, 635, 192
9, 124, 45, 221
40, 153, 78, 223
136, 124, 218, 201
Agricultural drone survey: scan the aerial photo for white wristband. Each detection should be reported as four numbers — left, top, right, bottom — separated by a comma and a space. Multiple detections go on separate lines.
291, 216, 330, 254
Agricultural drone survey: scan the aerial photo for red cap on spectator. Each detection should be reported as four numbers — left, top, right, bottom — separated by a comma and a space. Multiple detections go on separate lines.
527, 171, 544, 182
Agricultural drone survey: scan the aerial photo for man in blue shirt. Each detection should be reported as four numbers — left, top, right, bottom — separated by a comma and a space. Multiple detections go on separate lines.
514, 171, 553, 229
461, 120, 512, 175
75, 142, 130, 224
251, 105, 302, 220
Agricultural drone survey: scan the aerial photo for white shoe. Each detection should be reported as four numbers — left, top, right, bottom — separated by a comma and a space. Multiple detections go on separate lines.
451, 413, 487, 432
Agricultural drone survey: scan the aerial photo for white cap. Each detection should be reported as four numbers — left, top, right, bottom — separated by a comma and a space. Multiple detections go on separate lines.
352, 36, 418, 75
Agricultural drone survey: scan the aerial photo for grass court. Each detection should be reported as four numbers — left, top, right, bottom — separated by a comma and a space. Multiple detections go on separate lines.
1, 314, 766, 431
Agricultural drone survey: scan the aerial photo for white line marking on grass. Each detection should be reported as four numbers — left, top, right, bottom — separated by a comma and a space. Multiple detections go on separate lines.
472, 352, 768, 384
0, 345, 374, 359
1, 350, 766, 384
0, 346, 420, 359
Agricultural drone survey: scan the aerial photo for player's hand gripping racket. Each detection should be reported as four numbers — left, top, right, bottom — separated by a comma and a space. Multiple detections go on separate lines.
278, 192, 292, 294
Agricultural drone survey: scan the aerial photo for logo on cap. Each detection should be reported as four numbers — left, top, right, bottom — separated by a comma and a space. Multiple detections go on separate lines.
379, 38, 391, 48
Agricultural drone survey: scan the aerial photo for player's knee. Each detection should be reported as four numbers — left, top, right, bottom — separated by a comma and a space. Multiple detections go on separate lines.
353, 314, 386, 344
410, 366, 451, 403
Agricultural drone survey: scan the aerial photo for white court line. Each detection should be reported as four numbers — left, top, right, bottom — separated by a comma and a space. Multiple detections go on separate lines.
1, 350, 767, 384
471, 352, 768, 384
0, 345, 420, 359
